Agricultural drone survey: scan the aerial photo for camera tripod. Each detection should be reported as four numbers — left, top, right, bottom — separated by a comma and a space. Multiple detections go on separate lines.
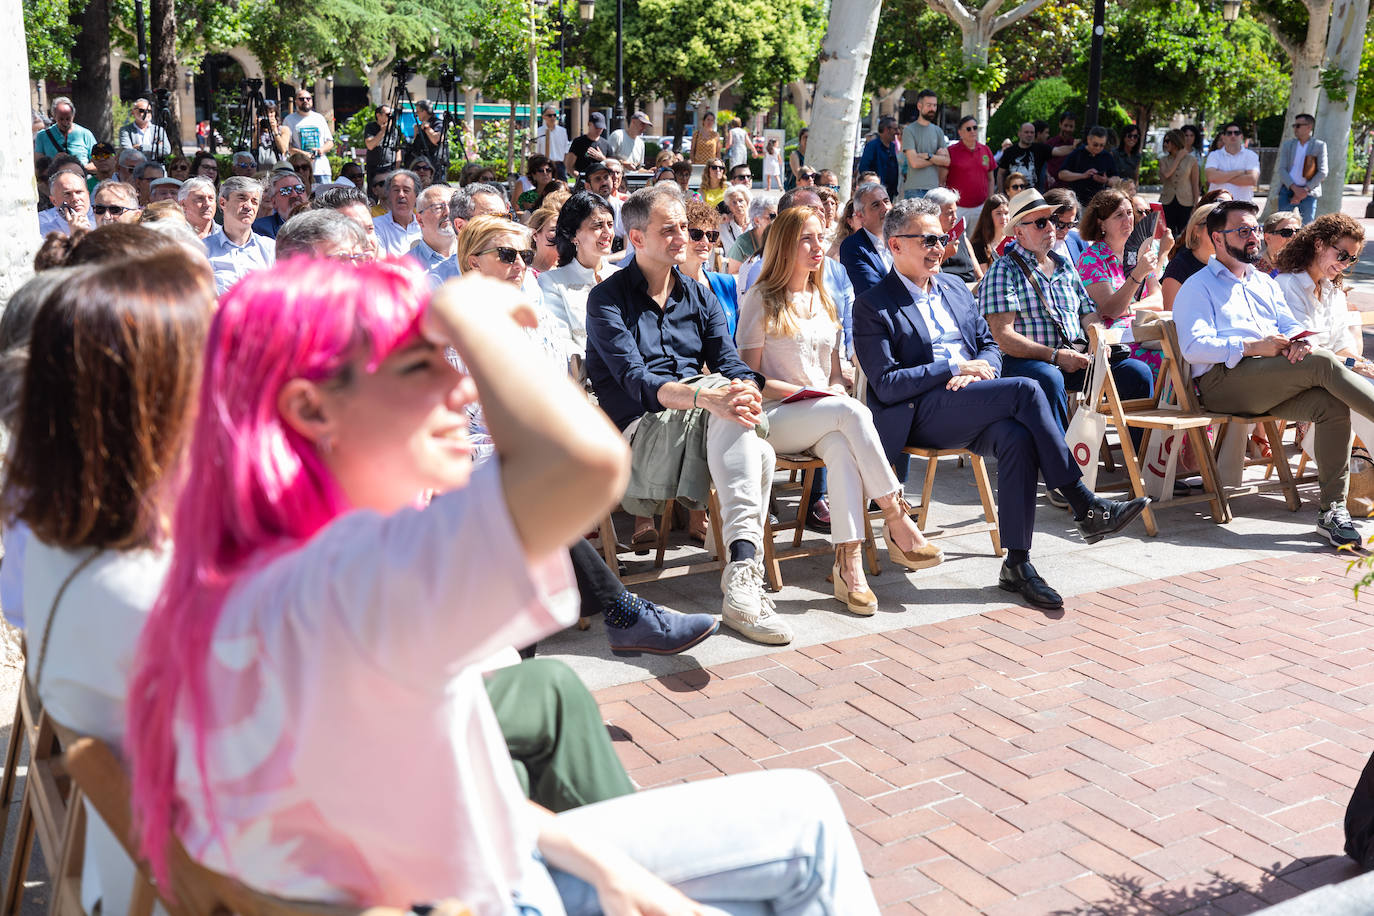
377, 60, 420, 172
231, 78, 269, 152
150, 88, 175, 163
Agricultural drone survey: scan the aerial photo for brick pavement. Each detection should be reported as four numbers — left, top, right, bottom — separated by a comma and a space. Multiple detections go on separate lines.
594, 550, 1374, 914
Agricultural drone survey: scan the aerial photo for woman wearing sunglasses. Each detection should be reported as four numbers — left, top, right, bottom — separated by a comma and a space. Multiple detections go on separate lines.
1257, 209, 1303, 277
1000, 173, 1030, 198
969, 193, 1010, 272
737, 207, 943, 616
1113, 124, 1143, 186
1076, 189, 1167, 377
1274, 214, 1370, 375
516, 154, 559, 212
538, 191, 620, 358
699, 158, 728, 208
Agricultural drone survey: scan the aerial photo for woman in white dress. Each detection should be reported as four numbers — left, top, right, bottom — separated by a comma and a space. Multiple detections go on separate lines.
537, 190, 621, 357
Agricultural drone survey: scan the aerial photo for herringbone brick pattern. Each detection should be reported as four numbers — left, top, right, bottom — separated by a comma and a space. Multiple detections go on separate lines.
595, 552, 1374, 914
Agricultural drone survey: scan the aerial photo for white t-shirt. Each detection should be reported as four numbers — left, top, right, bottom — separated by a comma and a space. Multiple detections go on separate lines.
607, 129, 645, 168
1204, 146, 1260, 201
283, 111, 334, 180
534, 124, 570, 163
1289, 140, 1311, 187
372, 210, 422, 256
173, 465, 577, 910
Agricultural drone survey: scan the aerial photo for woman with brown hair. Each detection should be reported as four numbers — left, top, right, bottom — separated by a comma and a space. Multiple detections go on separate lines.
736, 206, 942, 616
1161, 202, 1217, 309
699, 158, 728, 208
690, 111, 721, 164
527, 205, 562, 274
1275, 213, 1369, 369
1077, 188, 1166, 375
969, 193, 1010, 271
1157, 129, 1197, 237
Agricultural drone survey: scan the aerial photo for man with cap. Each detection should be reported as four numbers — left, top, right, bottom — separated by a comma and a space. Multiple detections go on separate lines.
231, 150, 258, 176
977, 188, 1153, 437
535, 105, 571, 179
90, 142, 118, 187
608, 111, 652, 170
578, 161, 625, 236
118, 95, 172, 158
252, 168, 309, 239
854, 196, 1149, 611
566, 112, 613, 178
149, 176, 183, 203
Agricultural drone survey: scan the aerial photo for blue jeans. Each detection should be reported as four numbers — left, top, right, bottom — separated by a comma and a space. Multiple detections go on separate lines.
1002, 354, 1154, 434
1276, 184, 1318, 223
518, 770, 881, 915
903, 188, 930, 199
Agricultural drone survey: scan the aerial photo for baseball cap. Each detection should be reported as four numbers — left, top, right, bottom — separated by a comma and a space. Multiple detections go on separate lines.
632, 111, 652, 126
91, 141, 116, 158
583, 160, 612, 177
149, 177, 183, 192
588, 112, 607, 128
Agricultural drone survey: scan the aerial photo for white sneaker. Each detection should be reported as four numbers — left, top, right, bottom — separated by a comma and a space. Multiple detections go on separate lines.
720, 558, 792, 645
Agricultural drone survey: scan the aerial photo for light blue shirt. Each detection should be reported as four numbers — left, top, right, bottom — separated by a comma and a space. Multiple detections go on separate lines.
203, 228, 276, 295
740, 256, 854, 356
409, 238, 456, 288
429, 255, 462, 286
895, 271, 970, 375
864, 228, 893, 272
1174, 256, 1303, 377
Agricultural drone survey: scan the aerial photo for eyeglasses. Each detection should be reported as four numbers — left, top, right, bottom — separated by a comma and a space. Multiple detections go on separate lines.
1007, 183, 1028, 191
1267, 227, 1298, 238
708, 165, 725, 171
826, 184, 840, 191
959, 125, 978, 132
276, 184, 307, 196
478, 246, 535, 265
1219, 225, 1261, 238
687, 227, 720, 243
91, 204, 136, 216
891, 233, 951, 248
133, 107, 151, 115
93, 151, 114, 160
1223, 129, 1242, 136
297, 95, 312, 101
1052, 219, 1075, 232
731, 174, 751, 183
420, 203, 448, 216
534, 166, 554, 174
798, 173, 816, 181
1019, 217, 1053, 230
328, 251, 373, 263
1335, 248, 1360, 263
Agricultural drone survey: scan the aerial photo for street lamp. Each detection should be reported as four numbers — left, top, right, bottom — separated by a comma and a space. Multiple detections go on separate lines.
1220, 0, 1241, 20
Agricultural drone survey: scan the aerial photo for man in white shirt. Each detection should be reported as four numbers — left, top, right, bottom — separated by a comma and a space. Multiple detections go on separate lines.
408, 184, 457, 275
204, 177, 275, 295
1203, 122, 1260, 201
179, 177, 219, 239
608, 111, 651, 170
1176, 200, 1374, 548
38, 165, 94, 238
535, 105, 571, 178
372, 169, 422, 256
283, 88, 334, 183
1276, 113, 1328, 224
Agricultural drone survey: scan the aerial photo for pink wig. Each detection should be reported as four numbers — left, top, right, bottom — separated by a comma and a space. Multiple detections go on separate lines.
125, 256, 427, 882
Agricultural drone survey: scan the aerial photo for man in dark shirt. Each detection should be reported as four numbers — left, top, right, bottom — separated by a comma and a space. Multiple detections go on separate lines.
566, 112, 615, 179
1057, 126, 1117, 207
586, 184, 788, 645
363, 105, 398, 185
858, 116, 901, 199
997, 122, 1050, 191
1044, 111, 1078, 190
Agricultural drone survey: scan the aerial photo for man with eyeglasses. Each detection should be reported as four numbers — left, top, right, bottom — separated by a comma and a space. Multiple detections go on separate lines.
1178, 199, 1374, 548
901, 89, 950, 200
118, 96, 172, 158
859, 117, 901, 200
205, 176, 275, 295
409, 184, 457, 275
855, 197, 1148, 611
35, 97, 97, 172
535, 105, 571, 179
89, 180, 141, 226
116, 148, 146, 185
284, 87, 335, 183
1204, 122, 1260, 202
840, 181, 894, 296
945, 116, 997, 226
977, 188, 1153, 439
1055, 126, 1117, 209
1276, 113, 1327, 224
728, 164, 753, 187
372, 169, 422, 256
252, 168, 309, 239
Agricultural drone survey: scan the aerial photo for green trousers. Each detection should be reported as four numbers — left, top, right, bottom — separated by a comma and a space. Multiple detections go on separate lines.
484, 657, 636, 812
1197, 349, 1374, 506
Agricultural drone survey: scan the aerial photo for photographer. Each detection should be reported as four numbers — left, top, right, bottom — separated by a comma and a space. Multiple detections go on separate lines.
284, 88, 334, 183
409, 99, 444, 165
252, 99, 290, 168
363, 105, 399, 186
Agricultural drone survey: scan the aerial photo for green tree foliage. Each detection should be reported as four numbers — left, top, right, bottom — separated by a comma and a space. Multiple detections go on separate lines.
985, 76, 1131, 146
24, 0, 84, 79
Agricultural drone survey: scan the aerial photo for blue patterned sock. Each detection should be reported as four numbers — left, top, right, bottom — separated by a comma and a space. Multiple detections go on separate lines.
603, 591, 641, 629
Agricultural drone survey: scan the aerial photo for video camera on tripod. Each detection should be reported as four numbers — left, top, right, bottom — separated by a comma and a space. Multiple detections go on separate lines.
376, 58, 454, 179
150, 88, 175, 163
231, 77, 268, 152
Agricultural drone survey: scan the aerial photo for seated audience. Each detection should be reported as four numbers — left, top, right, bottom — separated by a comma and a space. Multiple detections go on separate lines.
720, 185, 752, 251
680, 198, 739, 337
408, 184, 457, 273
39, 167, 94, 239
738, 206, 943, 615
310, 185, 382, 258
726, 196, 775, 273
839, 181, 894, 296
1274, 213, 1369, 369
854, 198, 1148, 610
539, 191, 619, 357
969, 193, 1010, 271
1044, 187, 1087, 264
1076, 188, 1165, 375
516, 155, 558, 212
124, 262, 880, 912
923, 187, 982, 285
977, 189, 1153, 439
1257, 209, 1302, 276
527, 206, 562, 274
275, 209, 373, 262
90, 180, 142, 226
586, 185, 786, 644
178, 177, 218, 239
372, 168, 422, 256
251, 168, 308, 239
1176, 200, 1374, 548
204, 177, 275, 295
148, 177, 183, 203
1161, 203, 1217, 309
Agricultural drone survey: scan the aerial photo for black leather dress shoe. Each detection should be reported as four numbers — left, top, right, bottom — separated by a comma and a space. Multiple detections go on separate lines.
998, 561, 1064, 610
1076, 496, 1150, 544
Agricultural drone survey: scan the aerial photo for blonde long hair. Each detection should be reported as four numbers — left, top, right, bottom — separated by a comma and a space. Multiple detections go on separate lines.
753, 206, 835, 338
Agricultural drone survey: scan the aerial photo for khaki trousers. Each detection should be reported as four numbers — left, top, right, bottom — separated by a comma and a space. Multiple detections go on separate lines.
1197, 350, 1374, 506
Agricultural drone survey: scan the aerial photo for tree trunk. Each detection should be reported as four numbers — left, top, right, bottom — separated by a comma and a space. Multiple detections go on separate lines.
1259, 0, 1330, 217
463, 84, 480, 147
961, 26, 989, 132
671, 81, 690, 150
363, 50, 397, 106
0, 0, 37, 297
70, 0, 113, 142
506, 99, 516, 179
149, 0, 182, 152
927, 0, 1049, 142
1314, 0, 1368, 217
809, 0, 883, 200
1363, 129, 1373, 195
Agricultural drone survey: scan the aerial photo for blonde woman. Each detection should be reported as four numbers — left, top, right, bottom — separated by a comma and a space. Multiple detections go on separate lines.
737, 207, 942, 616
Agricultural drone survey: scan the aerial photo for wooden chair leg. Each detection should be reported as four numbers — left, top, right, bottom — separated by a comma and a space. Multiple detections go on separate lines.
918, 454, 939, 531
653, 504, 673, 568
0, 689, 23, 808
793, 466, 814, 549
969, 455, 1004, 557
1188, 425, 1231, 523
3, 782, 37, 916
1263, 419, 1302, 511
708, 488, 726, 564
1116, 425, 1158, 538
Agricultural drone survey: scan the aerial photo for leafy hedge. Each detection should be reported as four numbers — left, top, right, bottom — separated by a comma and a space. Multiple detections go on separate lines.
986, 77, 1133, 149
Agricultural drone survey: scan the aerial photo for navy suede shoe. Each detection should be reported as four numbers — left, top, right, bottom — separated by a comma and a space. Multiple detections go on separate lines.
607, 600, 719, 656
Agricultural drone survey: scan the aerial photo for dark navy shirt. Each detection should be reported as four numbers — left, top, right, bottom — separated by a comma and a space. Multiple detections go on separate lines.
251, 212, 286, 240
586, 256, 762, 430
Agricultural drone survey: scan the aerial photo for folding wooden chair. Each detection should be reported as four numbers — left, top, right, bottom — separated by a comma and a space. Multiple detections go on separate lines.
900, 447, 1003, 557
760, 455, 881, 591
60, 735, 471, 916
597, 487, 728, 590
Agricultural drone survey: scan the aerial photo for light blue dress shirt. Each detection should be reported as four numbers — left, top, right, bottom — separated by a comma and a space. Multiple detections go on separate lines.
895, 271, 971, 376
203, 228, 276, 295
1174, 256, 1303, 377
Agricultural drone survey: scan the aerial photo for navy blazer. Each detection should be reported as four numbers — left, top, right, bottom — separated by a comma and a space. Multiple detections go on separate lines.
853, 269, 1002, 463
839, 229, 888, 297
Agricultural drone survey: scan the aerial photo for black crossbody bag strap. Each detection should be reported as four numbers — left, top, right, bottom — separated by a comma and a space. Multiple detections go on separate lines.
1007, 249, 1078, 349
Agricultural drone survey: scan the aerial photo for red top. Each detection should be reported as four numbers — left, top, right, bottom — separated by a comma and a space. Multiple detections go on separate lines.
945, 141, 996, 209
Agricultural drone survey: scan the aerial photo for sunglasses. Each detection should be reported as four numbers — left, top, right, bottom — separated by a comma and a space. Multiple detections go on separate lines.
1007, 183, 1028, 191
1335, 248, 1360, 263
960, 125, 978, 132
1267, 227, 1298, 238
798, 173, 816, 181
1020, 217, 1053, 230
133, 107, 151, 114
731, 174, 751, 182
276, 184, 307, 196
1223, 129, 1242, 136
708, 165, 725, 171
1053, 219, 1075, 232
688, 227, 720, 243
416, 165, 434, 172
94, 151, 114, 160
892, 233, 951, 248
479, 246, 535, 265
297, 95, 312, 101
91, 204, 135, 216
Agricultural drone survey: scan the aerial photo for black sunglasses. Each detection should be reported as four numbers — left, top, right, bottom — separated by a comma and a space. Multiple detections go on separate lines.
1020, 217, 1054, 230
708, 165, 725, 171
1007, 182, 1028, 191
891, 233, 951, 248
479, 245, 535, 265
688, 227, 720, 243
1335, 248, 1359, 263
1267, 227, 1298, 238
1053, 219, 1075, 232
92, 204, 135, 216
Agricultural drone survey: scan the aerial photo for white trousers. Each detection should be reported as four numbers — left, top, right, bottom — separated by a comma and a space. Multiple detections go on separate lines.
706, 412, 775, 552
764, 396, 901, 544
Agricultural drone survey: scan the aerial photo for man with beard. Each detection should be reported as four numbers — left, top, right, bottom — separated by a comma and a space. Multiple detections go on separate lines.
1177, 200, 1374, 549
408, 184, 457, 280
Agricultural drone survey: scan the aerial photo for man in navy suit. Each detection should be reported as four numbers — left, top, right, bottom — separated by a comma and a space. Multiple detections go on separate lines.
853, 198, 1147, 610
839, 182, 893, 296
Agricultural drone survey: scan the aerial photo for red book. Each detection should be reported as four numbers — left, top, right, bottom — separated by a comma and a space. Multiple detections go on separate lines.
780, 387, 835, 404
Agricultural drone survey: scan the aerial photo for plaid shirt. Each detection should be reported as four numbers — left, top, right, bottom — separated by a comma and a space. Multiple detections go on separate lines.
976, 240, 1095, 348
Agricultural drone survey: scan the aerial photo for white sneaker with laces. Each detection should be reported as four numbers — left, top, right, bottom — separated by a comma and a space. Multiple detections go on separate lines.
720, 558, 792, 645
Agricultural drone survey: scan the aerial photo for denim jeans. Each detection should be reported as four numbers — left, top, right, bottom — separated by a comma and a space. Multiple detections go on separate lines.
1276, 184, 1318, 224
902, 188, 930, 199
517, 770, 881, 915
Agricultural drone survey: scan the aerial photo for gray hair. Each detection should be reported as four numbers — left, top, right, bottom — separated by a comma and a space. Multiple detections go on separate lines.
267, 169, 302, 190
135, 161, 166, 181
854, 181, 887, 207
383, 169, 421, 198
117, 149, 146, 169
141, 218, 207, 260
0, 268, 80, 431
91, 179, 139, 207
747, 194, 775, 222
884, 198, 941, 243
177, 176, 217, 203
923, 187, 960, 207
723, 185, 751, 208
219, 176, 264, 201
417, 184, 450, 210
449, 182, 508, 221
275, 210, 367, 260
50, 96, 74, 115
621, 184, 684, 235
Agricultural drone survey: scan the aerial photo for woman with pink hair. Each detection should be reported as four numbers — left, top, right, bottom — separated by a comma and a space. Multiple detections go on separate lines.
125, 260, 879, 914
